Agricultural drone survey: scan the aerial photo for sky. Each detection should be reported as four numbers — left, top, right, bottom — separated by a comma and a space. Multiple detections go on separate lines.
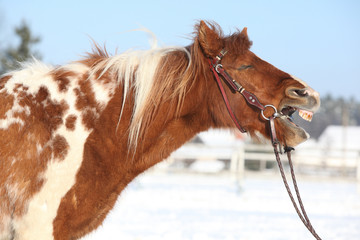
1, 0, 359, 101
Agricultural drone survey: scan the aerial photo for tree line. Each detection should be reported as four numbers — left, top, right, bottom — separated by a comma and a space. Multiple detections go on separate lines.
293, 94, 359, 139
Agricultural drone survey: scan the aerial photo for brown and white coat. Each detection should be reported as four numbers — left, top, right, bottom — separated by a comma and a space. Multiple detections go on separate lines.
0, 21, 320, 240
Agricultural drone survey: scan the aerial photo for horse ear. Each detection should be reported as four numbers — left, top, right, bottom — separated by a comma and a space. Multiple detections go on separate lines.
197, 20, 223, 57
240, 27, 248, 38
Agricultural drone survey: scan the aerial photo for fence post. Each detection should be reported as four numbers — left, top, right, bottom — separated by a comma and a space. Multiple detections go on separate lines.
357, 152, 360, 189
230, 144, 245, 187
238, 145, 245, 179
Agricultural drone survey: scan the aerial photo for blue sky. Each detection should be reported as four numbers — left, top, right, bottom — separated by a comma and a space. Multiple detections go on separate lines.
1, 0, 359, 100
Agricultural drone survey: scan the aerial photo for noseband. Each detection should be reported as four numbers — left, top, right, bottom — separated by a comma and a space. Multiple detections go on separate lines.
208, 49, 322, 240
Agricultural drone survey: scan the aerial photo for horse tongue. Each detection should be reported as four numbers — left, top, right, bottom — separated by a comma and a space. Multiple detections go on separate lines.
298, 109, 313, 122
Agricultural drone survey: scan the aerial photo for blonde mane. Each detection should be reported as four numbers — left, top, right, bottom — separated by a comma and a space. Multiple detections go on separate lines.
87, 44, 195, 149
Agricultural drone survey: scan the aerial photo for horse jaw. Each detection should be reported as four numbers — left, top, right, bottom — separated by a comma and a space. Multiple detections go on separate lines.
276, 115, 310, 147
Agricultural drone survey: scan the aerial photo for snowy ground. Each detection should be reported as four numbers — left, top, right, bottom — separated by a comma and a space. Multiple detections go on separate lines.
83, 170, 360, 240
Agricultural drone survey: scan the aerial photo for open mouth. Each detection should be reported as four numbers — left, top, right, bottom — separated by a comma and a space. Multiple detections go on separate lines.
280, 106, 314, 125
276, 86, 320, 146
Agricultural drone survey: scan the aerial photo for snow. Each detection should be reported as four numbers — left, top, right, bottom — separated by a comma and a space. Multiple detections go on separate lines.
83, 171, 360, 240
189, 161, 225, 173
197, 129, 243, 146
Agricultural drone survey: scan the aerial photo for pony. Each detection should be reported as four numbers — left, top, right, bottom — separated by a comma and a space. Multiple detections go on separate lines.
0, 20, 320, 240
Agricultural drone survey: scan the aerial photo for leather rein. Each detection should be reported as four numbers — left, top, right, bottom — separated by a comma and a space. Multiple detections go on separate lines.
209, 49, 322, 240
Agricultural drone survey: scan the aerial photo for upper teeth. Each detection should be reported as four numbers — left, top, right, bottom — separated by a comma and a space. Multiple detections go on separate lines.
298, 109, 313, 122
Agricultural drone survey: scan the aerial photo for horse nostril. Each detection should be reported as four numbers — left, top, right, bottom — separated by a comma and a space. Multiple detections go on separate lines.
294, 89, 308, 97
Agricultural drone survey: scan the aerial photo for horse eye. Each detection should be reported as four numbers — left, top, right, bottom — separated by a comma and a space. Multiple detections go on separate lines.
237, 65, 252, 71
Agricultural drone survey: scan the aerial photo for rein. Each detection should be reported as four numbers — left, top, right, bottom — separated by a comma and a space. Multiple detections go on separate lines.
209, 50, 322, 240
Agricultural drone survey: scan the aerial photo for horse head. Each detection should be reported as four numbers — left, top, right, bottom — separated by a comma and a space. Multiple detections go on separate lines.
196, 21, 320, 147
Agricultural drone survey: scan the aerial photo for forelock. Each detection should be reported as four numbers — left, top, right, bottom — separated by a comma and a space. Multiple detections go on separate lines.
225, 31, 253, 55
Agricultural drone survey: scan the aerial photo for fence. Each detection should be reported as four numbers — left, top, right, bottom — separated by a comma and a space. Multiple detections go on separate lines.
167, 142, 360, 181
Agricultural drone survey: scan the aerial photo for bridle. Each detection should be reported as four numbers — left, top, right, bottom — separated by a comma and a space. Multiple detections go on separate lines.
209, 49, 322, 240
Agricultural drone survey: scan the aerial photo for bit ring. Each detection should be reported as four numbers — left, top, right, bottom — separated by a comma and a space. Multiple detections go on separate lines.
261, 105, 278, 120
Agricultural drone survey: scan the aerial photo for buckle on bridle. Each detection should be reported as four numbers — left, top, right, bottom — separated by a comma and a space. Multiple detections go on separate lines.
215, 64, 223, 73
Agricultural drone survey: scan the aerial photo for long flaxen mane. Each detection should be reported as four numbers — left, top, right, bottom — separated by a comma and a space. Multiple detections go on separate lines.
86, 46, 191, 148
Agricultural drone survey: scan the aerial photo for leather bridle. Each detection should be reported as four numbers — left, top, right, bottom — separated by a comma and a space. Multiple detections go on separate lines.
208, 49, 322, 240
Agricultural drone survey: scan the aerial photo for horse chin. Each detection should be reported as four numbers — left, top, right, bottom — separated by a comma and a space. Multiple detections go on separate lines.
276, 115, 310, 147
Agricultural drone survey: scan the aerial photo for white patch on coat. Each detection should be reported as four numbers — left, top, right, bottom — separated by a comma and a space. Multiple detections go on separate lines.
90, 78, 116, 108
0, 214, 12, 240
0, 117, 24, 129
13, 120, 90, 240
5, 61, 57, 97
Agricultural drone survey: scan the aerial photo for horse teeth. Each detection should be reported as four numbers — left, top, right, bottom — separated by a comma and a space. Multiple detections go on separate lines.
298, 109, 313, 122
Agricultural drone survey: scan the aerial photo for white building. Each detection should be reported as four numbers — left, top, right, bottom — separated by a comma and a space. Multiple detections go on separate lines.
317, 125, 360, 151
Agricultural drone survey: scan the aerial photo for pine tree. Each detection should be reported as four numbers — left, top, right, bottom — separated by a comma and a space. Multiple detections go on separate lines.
0, 21, 41, 74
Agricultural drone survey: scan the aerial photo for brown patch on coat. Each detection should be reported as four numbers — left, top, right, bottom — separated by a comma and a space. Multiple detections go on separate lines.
52, 134, 69, 161
0, 92, 14, 119
81, 109, 98, 130
44, 99, 69, 131
0, 75, 12, 89
74, 74, 101, 130
51, 68, 76, 92
65, 114, 77, 131
74, 75, 98, 111
35, 86, 50, 102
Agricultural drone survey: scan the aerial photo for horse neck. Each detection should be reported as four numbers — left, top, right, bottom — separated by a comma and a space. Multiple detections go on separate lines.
97, 46, 218, 176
